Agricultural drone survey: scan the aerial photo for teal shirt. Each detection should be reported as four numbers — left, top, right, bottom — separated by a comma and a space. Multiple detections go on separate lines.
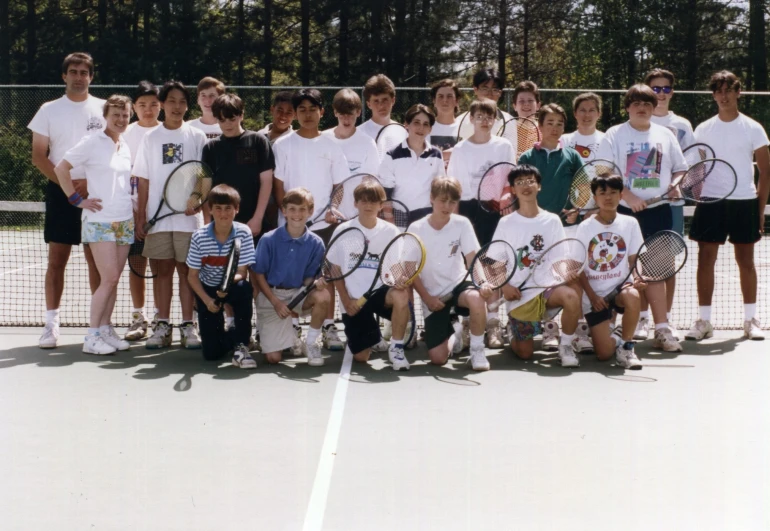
517, 144, 584, 223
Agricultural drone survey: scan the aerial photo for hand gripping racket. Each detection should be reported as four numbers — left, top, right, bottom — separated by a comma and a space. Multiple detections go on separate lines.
143, 160, 213, 232
306, 172, 381, 227
214, 237, 241, 305
375, 123, 408, 160
560, 159, 624, 221
477, 162, 518, 215
643, 158, 736, 207
498, 116, 542, 159
438, 240, 518, 303
356, 232, 427, 307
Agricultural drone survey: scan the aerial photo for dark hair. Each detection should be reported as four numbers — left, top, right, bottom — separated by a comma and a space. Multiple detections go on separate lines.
363, 74, 396, 100
291, 88, 323, 110
572, 92, 602, 114
212, 93, 244, 120
537, 103, 567, 126
513, 80, 541, 103
272, 90, 294, 107
159, 80, 190, 105
644, 68, 675, 87
590, 174, 624, 194
133, 81, 159, 103
353, 179, 387, 204
208, 184, 241, 208
472, 68, 503, 90
404, 103, 435, 126
102, 95, 132, 118
62, 52, 94, 76
430, 79, 461, 102
708, 70, 742, 93
508, 164, 542, 186
623, 84, 657, 109
332, 88, 362, 115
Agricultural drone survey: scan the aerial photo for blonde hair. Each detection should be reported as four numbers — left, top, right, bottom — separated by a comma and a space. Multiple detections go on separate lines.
102, 94, 132, 117
282, 187, 314, 212
431, 177, 462, 201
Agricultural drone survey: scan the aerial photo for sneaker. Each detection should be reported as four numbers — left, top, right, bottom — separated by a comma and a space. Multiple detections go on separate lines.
615, 343, 642, 370
83, 334, 117, 355
685, 319, 713, 341
39, 322, 59, 349
124, 312, 148, 341
558, 344, 580, 368
469, 345, 490, 371
180, 322, 202, 349
485, 318, 504, 348
291, 325, 306, 357
542, 320, 559, 351
224, 316, 235, 332
382, 319, 393, 341
633, 317, 650, 340
146, 321, 172, 349
743, 318, 765, 340
231, 344, 257, 369
462, 320, 470, 350
102, 325, 130, 351
573, 322, 594, 353
371, 339, 389, 352
249, 333, 262, 352
388, 344, 410, 371
322, 324, 344, 351
306, 336, 324, 366
652, 327, 683, 352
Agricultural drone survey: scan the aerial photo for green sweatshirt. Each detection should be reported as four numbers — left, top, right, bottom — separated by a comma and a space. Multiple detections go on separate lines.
517, 143, 584, 224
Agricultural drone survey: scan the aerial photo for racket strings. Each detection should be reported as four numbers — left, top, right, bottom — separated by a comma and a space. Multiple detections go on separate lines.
380, 236, 424, 286
378, 200, 409, 231
165, 163, 212, 212
323, 232, 367, 280
471, 245, 516, 288
515, 118, 541, 157
529, 240, 587, 288
680, 159, 733, 203
376, 125, 408, 159
637, 232, 687, 281
478, 163, 516, 214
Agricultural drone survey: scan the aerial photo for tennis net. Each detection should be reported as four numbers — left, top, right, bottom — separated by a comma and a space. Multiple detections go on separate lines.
1, 201, 768, 330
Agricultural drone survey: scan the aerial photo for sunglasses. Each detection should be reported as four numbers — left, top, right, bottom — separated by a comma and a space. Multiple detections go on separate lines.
651, 86, 673, 94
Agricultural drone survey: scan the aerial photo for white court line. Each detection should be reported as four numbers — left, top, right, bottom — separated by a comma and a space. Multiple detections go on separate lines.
0, 252, 84, 278
302, 348, 353, 531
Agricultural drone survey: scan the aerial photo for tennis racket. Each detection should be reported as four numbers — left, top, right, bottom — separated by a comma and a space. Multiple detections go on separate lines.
437, 240, 518, 303
375, 123, 408, 160
560, 159, 624, 221
213, 237, 241, 305
373, 199, 411, 231
143, 160, 213, 233
644, 158, 737, 207
287, 227, 368, 310
498, 116, 541, 159
356, 232, 427, 307
682, 143, 715, 167
477, 162, 517, 215
128, 240, 156, 279
306, 172, 381, 227
605, 230, 688, 305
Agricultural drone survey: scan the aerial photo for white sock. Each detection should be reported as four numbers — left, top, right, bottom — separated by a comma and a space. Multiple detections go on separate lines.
655, 322, 669, 331
88, 327, 98, 336
470, 333, 485, 349
153, 307, 159, 317
323, 318, 334, 328
699, 306, 712, 322
666, 312, 672, 322
292, 317, 299, 327
133, 307, 145, 316
225, 316, 234, 327
744, 303, 756, 320
390, 337, 404, 348
99, 325, 111, 336
640, 311, 649, 320
560, 333, 574, 346
306, 326, 320, 345
486, 312, 497, 322
46, 309, 60, 325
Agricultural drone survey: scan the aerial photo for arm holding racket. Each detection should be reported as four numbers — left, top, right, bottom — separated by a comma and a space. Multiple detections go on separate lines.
187, 268, 223, 314
253, 272, 293, 319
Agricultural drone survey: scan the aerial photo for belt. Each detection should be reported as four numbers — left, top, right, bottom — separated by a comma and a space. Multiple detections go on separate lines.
270, 285, 296, 290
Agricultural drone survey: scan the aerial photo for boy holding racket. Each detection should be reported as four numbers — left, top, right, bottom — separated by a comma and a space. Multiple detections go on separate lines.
331, 180, 411, 371
187, 185, 256, 367
359, 74, 399, 140
188, 76, 225, 139
258, 91, 295, 144
252, 188, 330, 366
560, 92, 605, 163
408, 178, 492, 370
324, 89, 379, 176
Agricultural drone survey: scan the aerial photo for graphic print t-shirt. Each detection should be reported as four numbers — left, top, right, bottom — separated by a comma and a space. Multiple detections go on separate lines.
188, 118, 222, 140
560, 130, 605, 162
650, 112, 695, 149
429, 118, 461, 151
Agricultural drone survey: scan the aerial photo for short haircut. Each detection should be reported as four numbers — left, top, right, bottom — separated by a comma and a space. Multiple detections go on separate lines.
513, 80, 541, 103
291, 88, 323, 110
363, 74, 396, 101
208, 184, 241, 208
133, 81, 159, 102
272, 90, 294, 107
431, 177, 462, 201
644, 68, 675, 87
212, 93, 244, 120
508, 164, 542, 186
537, 103, 567, 126
572, 92, 602, 114
623, 84, 657, 109
159, 80, 190, 104
405, 103, 436, 126
332, 88, 362, 115
472, 68, 503, 90
353, 179, 387, 203
469, 99, 497, 117
430, 78, 461, 102
102, 95, 132, 118
282, 187, 315, 212
708, 70, 742, 93
590, 174, 624, 194
62, 52, 94, 76
197, 76, 226, 95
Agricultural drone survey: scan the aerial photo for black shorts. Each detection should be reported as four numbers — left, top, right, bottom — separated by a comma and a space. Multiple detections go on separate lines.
689, 198, 761, 245
312, 224, 336, 246
459, 199, 498, 246
408, 206, 432, 226
618, 204, 673, 239
341, 286, 393, 354
44, 181, 82, 245
424, 281, 472, 350
584, 305, 625, 328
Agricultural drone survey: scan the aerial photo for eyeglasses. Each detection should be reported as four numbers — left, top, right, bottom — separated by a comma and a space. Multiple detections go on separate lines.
473, 115, 495, 123
651, 86, 672, 94
478, 87, 502, 96
513, 177, 538, 186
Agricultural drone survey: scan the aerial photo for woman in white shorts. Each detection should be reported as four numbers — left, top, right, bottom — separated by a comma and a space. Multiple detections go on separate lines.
54, 95, 135, 355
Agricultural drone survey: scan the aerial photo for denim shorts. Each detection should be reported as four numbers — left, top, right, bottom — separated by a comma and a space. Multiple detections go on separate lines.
81, 218, 135, 245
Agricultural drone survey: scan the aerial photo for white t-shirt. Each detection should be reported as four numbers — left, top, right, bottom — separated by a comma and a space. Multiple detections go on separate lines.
429, 118, 461, 151
61, 131, 133, 223
651, 112, 695, 149
694, 113, 769, 200
378, 141, 446, 212
27, 94, 106, 179
456, 108, 513, 143
330, 217, 400, 303
187, 118, 221, 140
132, 122, 208, 233
273, 133, 349, 229
492, 210, 566, 313
359, 119, 396, 140
407, 215, 479, 314
560, 130, 605, 162
323, 129, 380, 176
576, 214, 643, 314
124, 123, 160, 165
447, 136, 516, 201
597, 122, 687, 207
257, 124, 293, 144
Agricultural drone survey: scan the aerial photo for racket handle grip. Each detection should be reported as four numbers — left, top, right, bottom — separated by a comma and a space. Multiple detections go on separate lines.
355, 295, 367, 307
643, 197, 663, 207
287, 285, 314, 311
487, 297, 503, 312
142, 221, 154, 233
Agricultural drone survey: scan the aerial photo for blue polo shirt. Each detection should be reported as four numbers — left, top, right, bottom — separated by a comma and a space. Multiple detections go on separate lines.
187, 221, 256, 287
251, 225, 325, 288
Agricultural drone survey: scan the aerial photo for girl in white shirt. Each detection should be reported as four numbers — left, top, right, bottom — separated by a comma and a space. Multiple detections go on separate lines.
429, 79, 462, 166
560, 92, 605, 162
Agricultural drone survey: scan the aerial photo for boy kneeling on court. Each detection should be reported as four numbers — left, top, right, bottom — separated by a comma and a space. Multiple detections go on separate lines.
187, 185, 257, 367
409, 178, 492, 371
252, 187, 329, 366
576, 174, 644, 370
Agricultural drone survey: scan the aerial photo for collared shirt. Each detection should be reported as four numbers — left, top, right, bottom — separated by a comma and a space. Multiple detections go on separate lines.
257, 123, 294, 145
187, 221, 256, 287
378, 140, 446, 211
518, 142, 585, 221
251, 225, 325, 288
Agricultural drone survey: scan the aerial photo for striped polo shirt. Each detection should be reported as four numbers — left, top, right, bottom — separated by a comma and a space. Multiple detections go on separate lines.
186, 221, 256, 287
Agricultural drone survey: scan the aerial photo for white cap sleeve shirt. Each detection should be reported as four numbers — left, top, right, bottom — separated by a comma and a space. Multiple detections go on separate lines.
378, 141, 446, 212
650, 112, 695, 150
187, 118, 222, 140
560, 130, 606, 162
124, 123, 160, 166
323, 129, 380, 176
694, 113, 770, 200
447, 136, 516, 201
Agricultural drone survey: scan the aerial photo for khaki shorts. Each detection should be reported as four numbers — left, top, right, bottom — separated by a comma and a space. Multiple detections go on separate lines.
143, 231, 192, 262
256, 287, 310, 353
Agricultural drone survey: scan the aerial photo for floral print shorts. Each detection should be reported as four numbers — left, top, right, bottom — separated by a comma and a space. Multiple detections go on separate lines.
81, 218, 135, 245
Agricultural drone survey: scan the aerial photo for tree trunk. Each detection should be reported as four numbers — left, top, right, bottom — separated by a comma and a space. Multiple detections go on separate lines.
143, 0, 152, 69
522, 1, 529, 80
1, 0, 11, 83
81, 0, 89, 49
417, 0, 431, 86
263, 0, 273, 86
749, 0, 768, 91
498, 0, 507, 83
371, 1, 382, 71
237, 0, 245, 84
392, 0, 407, 82
26, 0, 36, 81
98, 0, 107, 81
300, 0, 310, 85
339, 1, 349, 83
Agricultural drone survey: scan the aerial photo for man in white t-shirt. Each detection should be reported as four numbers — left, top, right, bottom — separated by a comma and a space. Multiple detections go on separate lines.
560, 92, 605, 163
456, 68, 513, 143
324, 89, 379, 176
28, 52, 106, 349
408, 178, 491, 370
358, 74, 399, 140
133, 81, 208, 350
273, 88, 349, 350
187, 76, 224, 140
429, 79, 462, 167
686, 70, 770, 341
597, 84, 687, 352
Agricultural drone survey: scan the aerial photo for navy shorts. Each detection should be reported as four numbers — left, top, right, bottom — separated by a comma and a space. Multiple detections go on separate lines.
341, 286, 392, 354
618, 204, 673, 239
44, 181, 82, 245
